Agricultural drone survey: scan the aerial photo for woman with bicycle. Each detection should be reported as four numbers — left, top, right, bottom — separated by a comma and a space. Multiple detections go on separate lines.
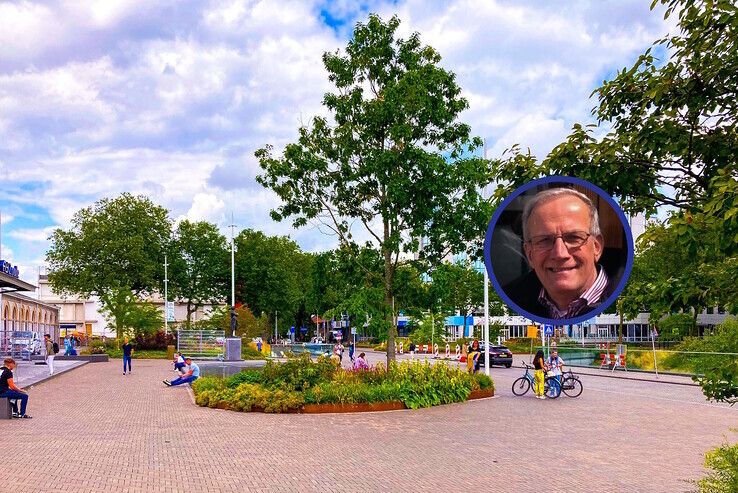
467, 339, 481, 374
533, 349, 546, 399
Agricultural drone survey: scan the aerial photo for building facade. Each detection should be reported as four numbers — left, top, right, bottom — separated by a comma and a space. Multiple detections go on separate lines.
0, 266, 60, 354
37, 274, 223, 337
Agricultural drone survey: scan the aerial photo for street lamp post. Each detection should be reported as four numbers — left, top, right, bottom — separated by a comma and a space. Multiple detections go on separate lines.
164, 255, 169, 336
229, 214, 237, 338
483, 139, 490, 376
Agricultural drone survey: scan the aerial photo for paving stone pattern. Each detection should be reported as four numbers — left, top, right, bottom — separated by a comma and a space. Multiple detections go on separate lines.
0, 358, 735, 493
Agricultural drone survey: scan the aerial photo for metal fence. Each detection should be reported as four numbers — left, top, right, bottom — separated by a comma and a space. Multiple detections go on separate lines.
177, 329, 225, 359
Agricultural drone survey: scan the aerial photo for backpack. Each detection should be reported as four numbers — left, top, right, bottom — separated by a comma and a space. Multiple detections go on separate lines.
52, 342, 59, 354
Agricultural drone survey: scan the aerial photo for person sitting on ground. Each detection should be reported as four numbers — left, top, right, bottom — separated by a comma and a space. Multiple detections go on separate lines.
172, 352, 186, 374
0, 358, 31, 418
163, 357, 200, 386
353, 352, 369, 371
467, 339, 482, 374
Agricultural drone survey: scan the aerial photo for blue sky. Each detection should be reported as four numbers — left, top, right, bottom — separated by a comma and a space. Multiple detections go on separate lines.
0, 0, 675, 283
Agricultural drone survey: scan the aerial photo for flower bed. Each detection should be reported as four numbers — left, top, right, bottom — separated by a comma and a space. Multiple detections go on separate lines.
192, 353, 494, 413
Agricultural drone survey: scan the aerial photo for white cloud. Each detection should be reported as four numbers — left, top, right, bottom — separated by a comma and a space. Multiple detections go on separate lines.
182, 192, 226, 224
0, 0, 675, 275
7, 226, 55, 243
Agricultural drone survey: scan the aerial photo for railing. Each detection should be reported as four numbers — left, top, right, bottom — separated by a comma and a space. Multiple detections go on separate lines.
270, 343, 334, 358
177, 329, 225, 359
517, 344, 737, 376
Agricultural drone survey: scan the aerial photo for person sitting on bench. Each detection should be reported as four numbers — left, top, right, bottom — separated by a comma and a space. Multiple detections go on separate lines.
0, 358, 31, 418
163, 357, 199, 386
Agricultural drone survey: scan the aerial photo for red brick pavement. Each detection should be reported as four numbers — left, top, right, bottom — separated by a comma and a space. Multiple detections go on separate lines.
0, 359, 735, 492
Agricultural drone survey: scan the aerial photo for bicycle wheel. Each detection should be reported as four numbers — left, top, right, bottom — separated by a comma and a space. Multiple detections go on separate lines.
562, 377, 583, 398
544, 377, 561, 399
511, 377, 531, 396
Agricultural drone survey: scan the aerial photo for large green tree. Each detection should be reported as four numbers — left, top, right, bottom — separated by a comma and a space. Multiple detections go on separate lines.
234, 229, 311, 333
256, 14, 493, 362
169, 220, 229, 328
429, 262, 504, 338
46, 194, 171, 338
490, 0, 738, 402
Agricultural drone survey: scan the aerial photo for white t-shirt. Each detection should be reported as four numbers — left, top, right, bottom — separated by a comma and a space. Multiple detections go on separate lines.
547, 356, 564, 376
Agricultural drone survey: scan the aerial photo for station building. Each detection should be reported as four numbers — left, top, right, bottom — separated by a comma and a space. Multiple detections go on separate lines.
0, 261, 60, 354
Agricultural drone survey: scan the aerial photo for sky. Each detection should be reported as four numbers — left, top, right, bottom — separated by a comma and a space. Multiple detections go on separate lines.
0, 0, 675, 284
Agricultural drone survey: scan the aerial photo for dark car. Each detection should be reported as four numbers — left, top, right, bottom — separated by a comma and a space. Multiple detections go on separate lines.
474, 344, 513, 368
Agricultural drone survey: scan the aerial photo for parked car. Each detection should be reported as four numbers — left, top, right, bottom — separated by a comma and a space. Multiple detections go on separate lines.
10, 331, 41, 359
474, 343, 513, 368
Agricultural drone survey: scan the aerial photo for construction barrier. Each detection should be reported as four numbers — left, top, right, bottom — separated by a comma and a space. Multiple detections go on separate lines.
433, 343, 439, 358
445, 343, 451, 359
399, 342, 404, 354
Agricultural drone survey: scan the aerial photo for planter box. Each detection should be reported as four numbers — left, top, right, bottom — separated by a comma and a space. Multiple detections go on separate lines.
300, 401, 407, 414
468, 388, 494, 400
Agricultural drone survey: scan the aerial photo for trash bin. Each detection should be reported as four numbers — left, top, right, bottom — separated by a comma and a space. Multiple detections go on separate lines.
224, 338, 242, 361
166, 345, 175, 360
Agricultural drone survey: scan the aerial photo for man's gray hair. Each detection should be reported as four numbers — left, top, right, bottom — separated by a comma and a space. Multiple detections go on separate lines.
521, 188, 602, 241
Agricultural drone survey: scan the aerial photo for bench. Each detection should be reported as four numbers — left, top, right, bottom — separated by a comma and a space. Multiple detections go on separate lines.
0, 397, 15, 419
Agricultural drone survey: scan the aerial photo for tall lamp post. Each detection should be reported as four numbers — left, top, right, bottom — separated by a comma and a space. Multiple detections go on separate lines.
164, 255, 169, 336
229, 214, 236, 337
483, 139, 490, 376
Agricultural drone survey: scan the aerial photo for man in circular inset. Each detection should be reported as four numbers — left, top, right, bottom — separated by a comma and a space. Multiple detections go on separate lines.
505, 188, 614, 319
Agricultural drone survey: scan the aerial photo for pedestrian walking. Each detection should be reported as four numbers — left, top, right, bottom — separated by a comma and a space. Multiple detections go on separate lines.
122, 337, 134, 375
409, 342, 416, 359
348, 341, 355, 363
44, 334, 55, 376
338, 342, 344, 363
533, 349, 546, 399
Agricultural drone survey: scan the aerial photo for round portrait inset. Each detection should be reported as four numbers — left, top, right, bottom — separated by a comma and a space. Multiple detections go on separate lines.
484, 176, 634, 326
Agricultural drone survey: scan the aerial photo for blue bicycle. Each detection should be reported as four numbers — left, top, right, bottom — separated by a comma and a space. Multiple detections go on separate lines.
511, 361, 561, 398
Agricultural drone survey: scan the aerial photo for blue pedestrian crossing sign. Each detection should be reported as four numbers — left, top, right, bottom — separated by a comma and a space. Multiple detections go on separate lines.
543, 324, 554, 336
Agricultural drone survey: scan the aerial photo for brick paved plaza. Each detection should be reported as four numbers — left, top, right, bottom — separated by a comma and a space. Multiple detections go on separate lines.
1, 358, 735, 493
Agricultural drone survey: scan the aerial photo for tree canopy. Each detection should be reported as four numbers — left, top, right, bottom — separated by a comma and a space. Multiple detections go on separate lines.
169, 220, 229, 327
256, 14, 493, 362
46, 194, 171, 337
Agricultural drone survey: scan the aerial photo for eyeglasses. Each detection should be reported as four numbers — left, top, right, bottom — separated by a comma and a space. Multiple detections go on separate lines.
527, 231, 591, 252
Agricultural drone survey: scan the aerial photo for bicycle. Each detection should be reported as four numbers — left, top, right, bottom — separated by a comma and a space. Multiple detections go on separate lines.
511, 362, 561, 398
559, 369, 583, 397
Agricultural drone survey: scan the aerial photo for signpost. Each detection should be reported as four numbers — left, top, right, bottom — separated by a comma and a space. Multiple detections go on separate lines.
166, 301, 175, 322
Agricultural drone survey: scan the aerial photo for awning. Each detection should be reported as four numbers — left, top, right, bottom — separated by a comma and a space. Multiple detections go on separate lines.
0, 271, 36, 292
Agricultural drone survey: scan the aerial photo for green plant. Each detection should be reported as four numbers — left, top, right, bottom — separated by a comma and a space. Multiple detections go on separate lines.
693, 441, 738, 493
226, 370, 263, 388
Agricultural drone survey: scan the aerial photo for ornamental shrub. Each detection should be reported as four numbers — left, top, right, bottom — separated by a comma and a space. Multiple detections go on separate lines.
192, 357, 493, 412
693, 441, 738, 493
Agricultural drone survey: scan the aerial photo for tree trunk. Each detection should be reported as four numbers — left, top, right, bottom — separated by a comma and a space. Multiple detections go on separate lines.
186, 300, 194, 329
383, 223, 396, 364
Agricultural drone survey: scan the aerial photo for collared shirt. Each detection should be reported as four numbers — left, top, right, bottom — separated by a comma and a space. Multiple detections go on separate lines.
538, 265, 609, 319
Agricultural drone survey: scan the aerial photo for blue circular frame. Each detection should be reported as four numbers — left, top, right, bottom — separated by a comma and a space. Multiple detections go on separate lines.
483, 175, 634, 326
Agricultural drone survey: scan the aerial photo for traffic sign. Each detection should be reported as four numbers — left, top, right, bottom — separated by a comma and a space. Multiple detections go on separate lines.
544, 324, 554, 336
290, 326, 295, 334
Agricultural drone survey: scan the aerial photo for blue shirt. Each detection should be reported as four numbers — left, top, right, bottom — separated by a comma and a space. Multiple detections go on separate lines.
189, 362, 200, 378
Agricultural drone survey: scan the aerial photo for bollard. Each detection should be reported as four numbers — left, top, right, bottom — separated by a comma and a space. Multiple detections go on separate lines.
445, 343, 450, 359
399, 342, 404, 354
